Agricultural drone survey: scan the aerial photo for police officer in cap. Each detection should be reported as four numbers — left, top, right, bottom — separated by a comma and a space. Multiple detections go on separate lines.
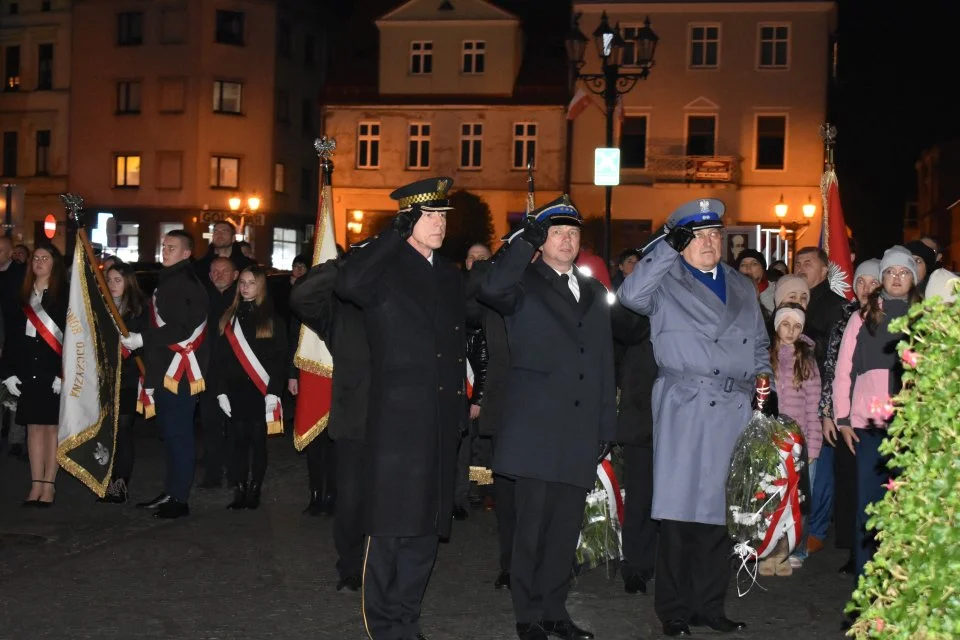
618, 199, 773, 637
481, 196, 616, 640
336, 177, 466, 640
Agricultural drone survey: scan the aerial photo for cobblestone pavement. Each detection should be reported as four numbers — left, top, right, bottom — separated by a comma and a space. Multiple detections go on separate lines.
1, 427, 854, 640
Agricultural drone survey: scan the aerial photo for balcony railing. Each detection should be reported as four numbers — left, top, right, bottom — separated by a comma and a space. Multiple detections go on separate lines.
620, 141, 741, 185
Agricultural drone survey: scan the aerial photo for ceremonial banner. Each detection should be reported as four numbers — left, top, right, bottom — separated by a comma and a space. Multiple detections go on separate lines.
819, 125, 855, 301
57, 239, 122, 497
293, 138, 336, 451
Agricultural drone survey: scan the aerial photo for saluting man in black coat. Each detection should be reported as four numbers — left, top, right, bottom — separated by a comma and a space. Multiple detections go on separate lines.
336, 177, 467, 640
480, 196, 617, 640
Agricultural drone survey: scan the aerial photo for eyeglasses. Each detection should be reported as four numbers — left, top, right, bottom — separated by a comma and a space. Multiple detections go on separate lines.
884, 269, 913, 280
32, 255, 50, 263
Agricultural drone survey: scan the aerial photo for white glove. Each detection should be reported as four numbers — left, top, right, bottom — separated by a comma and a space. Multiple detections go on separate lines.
265, 394, 280, 413
3, 376, 21, 397
52, 376, 62, 395
217, 394, 232, 417
120, 332, 144, 350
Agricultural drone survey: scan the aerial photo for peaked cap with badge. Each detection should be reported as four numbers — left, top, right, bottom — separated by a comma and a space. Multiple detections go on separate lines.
389, 177, 454, 211
666, 198, 725, 231
531, 194, 582, 227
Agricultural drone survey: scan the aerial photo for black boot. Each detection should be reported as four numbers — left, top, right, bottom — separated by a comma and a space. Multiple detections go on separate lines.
226, 482, 247, 510
246, 483, 262, 509
303, 490, 322, 515
319, 493, 336, 516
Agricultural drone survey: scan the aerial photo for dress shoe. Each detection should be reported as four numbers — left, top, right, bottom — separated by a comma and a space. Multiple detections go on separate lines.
98, 479, 128, 504
690, 615, 746, 632
494, 571, 511, 590
154, 499, 189, 519
246, 483, 262, 509
303, 490, 322, 515
226, 483, 247, 510
336, 575, 362, 592
136, 492, 171, 509
806, 535, 825, 554
662, 619, 692, 637
452, 505, 469, 520
623, 573, 647, 594
516, 622, 548, 640
21, 499, 40, 507
541, 620, 594, 640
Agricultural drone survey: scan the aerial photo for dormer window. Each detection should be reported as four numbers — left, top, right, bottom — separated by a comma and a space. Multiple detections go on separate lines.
409, 41, 433, 75
462, 40, 485, 74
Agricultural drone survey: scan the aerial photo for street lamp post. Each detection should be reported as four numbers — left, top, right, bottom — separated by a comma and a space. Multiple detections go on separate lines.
226, 193, 262, 237
566, 11, 658, 267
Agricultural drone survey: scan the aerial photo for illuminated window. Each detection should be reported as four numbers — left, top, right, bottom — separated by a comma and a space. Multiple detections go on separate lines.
210, 156, 239, 188
114, 154, 141, 187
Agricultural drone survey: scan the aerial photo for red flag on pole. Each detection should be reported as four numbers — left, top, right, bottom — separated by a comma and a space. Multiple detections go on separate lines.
566, 87, 593, 121
292, 138, 337, 451
820, 169, 854, 301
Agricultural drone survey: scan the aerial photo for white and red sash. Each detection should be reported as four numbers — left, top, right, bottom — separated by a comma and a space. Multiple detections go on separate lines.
23, 295, 63, 357
122, 347, 155, 419
224, 317, 283, 435
151, 294, 207, 395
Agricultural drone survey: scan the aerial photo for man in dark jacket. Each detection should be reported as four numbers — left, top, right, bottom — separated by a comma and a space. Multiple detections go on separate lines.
480, 196, 617, 640
193, 220, 253, 277
122, 230, 210, 519
793, 247, 846, 372
336, 177, 466, 640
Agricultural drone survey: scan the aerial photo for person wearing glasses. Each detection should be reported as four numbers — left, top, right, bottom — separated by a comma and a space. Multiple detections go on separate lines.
618, 199, 772, 638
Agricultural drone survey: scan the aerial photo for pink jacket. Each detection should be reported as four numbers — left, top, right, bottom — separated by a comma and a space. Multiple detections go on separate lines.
775, 336, 823, 458
831, 312, 890, 429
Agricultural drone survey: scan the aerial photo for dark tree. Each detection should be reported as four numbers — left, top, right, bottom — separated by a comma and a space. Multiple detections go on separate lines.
439, 190, 495, 264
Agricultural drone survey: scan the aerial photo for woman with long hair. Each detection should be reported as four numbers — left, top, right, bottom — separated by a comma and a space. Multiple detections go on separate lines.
99, 262, 147, 503
216, 266, 287, 509
2, 244, 67, 506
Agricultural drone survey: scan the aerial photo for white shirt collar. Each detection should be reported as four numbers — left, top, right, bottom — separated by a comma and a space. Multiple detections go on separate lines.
700, 267, 718, 278
426, 252, 434, 265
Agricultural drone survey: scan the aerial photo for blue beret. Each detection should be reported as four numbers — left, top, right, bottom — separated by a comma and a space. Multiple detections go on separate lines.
667, 198, 725, 230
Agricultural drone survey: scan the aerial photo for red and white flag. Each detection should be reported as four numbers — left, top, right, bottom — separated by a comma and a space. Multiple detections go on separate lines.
566, 87, 593, 121
820, 169, 854, 300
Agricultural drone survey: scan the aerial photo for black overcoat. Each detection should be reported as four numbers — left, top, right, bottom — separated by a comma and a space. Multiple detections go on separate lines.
479, 239, 617, 490
611, 302, 657, 447
467, 259, 509, 437
335, 230, 466, 538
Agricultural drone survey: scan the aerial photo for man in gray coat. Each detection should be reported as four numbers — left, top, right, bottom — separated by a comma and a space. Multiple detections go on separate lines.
618, 199, 772, 638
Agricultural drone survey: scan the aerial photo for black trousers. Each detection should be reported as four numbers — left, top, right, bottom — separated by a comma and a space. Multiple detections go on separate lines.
621, 444, 657, 580
362, 534, 438, 640
654, 519, 731, 623
334, 438, 365, 580
229, 419, 267, 486
199, 391, 228, 483
511, 477, 587, 624
454, 429, 471, 508
113, 414, 136, 485
306, 430, 337, 497
834, 438, 857, 549
494, 473, 516, 572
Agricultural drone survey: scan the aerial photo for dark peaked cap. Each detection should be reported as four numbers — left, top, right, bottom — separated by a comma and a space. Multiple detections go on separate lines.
390, 177, 454, 210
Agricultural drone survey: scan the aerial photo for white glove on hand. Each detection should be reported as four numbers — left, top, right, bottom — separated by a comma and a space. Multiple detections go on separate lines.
120, 332, 144, 350
3, 376, 22, 397
265, 394, 280, 413
52, 376, 62, 395
217, 394, 232, 418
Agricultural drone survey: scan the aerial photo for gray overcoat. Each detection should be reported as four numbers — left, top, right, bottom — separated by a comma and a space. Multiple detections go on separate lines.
618, 240, 771, 525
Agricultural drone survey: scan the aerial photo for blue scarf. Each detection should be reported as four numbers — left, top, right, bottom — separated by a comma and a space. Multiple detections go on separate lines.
683, 260, 726, 303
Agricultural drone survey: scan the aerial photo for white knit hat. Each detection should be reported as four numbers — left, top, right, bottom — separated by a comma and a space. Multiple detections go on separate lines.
924, 268, 959, 302
880, 245, 918, 285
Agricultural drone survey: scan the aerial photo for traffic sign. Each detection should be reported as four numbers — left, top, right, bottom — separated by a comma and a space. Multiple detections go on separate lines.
594, 148, 620, 186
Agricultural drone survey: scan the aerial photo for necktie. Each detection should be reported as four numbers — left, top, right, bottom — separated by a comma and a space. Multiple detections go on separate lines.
558, 274, 577, 305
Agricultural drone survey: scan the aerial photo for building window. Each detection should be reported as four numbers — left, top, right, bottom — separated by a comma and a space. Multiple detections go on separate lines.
357, 121, 380, 169
409, 41, 432, 75
300, 166, 312, 201
407, 123, 431, 169
274, 163, 285, 192
462, 40, 485, 74
160, 8, 187, 44
272, 228, 299, 270
114, 223, 140, 263
158, 77, 185, 113
512, 122, 537, 169
213, 81, 242, 114
459, 123, 483, 169
759, 24, 789, 68
4, 46, 20, 91
622, 24, 653, 66
304, 34, 316, 68
215, 10, 245, 46
114, 154, 141, 187
117, 80, 141, 114
157, 151, 183, 189
35, 130, 50, 175
117, 12, 143, 46
685, 115, 716, 156
2, 132, 17, 177
210, 156, 239, 188
689, 25, 720, 68
755, 115, 787, 170
37, 44, 53, 90
621, 116, 648, 169
278, 21, 291, 57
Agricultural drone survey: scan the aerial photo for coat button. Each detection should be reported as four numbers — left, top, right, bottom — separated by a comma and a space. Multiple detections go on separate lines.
439, 386, 444, 391
742, 339, 747, 344
458, 358, 463, 363
578, 322, 583, 328
709, 401, 716, 407
579, 374, 584, 380
457, 390, 462, 396
454, 326, 459, 331
437, 353, 442, 358
580, 348, 585, 354
574, 400, 580, 407
713, 369, 720, 375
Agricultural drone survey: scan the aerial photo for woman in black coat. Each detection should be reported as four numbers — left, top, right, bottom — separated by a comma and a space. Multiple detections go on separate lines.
2, 244, 67, 506
98, 263, 147, 504
216, 266, 287, 510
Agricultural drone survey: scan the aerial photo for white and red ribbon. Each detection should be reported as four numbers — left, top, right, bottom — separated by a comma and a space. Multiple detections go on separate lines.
136, 377, 155, 418
151, 295, 206, 395
224, 317, 283, 434
466, 359, 474, 399
755, 431, 804, 559
23, 297, 63, 356
598, 458, 625, 528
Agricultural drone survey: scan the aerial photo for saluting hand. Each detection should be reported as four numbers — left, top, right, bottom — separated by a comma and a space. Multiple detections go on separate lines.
664, 225, 695, 253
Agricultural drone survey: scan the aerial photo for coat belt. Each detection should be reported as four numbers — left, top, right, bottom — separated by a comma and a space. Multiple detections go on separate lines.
660, 367, 753, 394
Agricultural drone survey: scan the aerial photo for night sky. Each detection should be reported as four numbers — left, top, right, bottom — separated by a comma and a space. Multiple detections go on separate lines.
831, 2, 959, 260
